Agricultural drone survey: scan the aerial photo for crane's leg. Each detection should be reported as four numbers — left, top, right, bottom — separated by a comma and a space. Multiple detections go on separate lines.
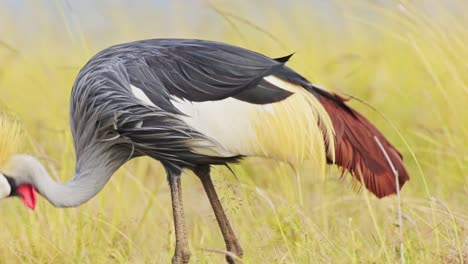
168, 172, 191, 264
194, 165, 243, 264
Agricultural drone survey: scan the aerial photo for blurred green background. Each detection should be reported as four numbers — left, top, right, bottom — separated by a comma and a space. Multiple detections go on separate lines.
0, 1, 466, 263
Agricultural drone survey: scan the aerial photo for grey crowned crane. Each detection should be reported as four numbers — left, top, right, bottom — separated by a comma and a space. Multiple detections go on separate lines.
0, 39, 409, 264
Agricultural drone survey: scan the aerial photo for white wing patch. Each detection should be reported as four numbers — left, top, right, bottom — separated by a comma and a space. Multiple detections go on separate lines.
130, 84, 259, 156
170, 97, 261, 157
131, 85, 155, 106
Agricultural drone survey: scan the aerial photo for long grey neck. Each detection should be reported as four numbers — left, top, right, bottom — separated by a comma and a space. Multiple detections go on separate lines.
7, 154, 125, 208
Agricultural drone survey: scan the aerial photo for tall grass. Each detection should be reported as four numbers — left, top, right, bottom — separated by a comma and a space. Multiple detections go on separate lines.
0, 1, 466, 263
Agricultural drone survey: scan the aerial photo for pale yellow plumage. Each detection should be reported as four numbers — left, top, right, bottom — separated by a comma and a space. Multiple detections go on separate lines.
252, 76, 335, 175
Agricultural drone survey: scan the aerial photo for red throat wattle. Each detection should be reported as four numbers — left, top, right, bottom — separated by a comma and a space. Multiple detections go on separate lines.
16, 185, 37, 210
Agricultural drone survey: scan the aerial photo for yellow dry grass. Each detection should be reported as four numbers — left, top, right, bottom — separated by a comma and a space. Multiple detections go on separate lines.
0, 115, 22, 166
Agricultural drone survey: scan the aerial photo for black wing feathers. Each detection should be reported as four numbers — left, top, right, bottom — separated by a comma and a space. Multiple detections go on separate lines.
273, 53, 295, 63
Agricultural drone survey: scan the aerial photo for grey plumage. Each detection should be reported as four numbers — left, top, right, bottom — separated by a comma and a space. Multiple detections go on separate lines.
69, 39, 299, 180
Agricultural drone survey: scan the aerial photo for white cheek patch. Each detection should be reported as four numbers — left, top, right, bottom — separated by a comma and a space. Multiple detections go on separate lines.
0, 173, 11, 199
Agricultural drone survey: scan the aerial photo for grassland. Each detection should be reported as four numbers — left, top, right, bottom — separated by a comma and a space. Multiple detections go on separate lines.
0, 1, 466, 263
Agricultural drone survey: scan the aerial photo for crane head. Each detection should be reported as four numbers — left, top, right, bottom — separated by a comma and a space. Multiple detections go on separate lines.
0, 172, 37, 209
0, 115, 37, 209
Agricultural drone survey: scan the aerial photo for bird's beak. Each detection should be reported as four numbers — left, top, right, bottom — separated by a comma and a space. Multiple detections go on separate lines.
16, 185, 37, 210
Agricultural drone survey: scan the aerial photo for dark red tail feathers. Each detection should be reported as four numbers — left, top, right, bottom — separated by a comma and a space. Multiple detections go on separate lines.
317, 90, 409, 198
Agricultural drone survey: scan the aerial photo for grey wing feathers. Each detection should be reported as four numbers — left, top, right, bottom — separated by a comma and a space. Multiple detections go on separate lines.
122, 39, 293, 105
71, 39, 301, 170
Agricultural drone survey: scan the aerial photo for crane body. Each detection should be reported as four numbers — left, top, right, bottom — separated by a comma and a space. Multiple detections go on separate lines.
0, 39, 409, 264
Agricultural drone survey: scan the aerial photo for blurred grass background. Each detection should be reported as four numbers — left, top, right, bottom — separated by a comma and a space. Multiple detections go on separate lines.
0, 0, 467, 263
